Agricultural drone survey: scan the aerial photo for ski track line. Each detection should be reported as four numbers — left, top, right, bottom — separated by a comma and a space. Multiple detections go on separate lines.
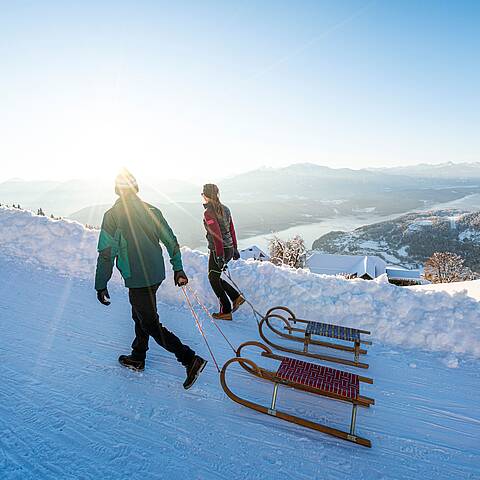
0, 384, 152, 478
1, 353, 319, 479
1, 379, 215, 479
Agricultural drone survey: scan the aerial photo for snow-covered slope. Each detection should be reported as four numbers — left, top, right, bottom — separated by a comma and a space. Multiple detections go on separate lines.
1, 206, 480, 359
1, 206, 480, 479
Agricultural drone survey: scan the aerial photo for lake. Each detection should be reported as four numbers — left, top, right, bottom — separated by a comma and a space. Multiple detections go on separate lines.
237, 193, 480, 252
237, 213, 399, 251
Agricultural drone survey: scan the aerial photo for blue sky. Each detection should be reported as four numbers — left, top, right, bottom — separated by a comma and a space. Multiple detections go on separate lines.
0, 0, 479, 182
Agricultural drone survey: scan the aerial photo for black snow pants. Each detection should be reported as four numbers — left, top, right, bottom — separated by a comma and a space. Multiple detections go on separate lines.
128, 283, 195, 367
208, 247, 240, 313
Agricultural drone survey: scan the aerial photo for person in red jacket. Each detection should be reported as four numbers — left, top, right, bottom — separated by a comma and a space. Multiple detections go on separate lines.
202, 184, 245, 320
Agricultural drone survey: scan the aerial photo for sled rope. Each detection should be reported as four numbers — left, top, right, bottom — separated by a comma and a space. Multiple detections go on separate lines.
181, 287, 221, 373
223, 268, 264, 325
186, 285, 237, 354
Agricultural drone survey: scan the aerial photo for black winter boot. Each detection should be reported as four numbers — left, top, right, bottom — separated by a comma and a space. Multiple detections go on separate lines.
183, 355, 207, 389
118, 355, 145, 371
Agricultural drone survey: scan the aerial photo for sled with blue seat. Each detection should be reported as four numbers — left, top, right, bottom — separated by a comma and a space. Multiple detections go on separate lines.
258, 306, 371, 369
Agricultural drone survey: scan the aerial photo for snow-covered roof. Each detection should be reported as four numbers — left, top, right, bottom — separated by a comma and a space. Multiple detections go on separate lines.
240, 245, 269, 261
386, 267, 422, 281
306, 253, 386, 279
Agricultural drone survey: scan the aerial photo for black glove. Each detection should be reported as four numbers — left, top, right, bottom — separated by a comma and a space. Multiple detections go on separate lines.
216, 256, 226, 271
97, 288, 111, 306
233, 248, 240, 260
174, 270, 188, 286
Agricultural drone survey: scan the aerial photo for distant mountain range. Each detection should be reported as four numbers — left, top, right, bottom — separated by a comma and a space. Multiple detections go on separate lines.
2, 162, 480, 248
312, 210, 480, 273
218, 162, 480, 201
369, 162, 480, 179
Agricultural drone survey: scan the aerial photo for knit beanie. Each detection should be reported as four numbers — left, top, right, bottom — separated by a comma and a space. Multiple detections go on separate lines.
115, 169, 139, 195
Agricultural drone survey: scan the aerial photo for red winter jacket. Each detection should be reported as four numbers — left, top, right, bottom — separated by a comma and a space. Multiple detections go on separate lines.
203, 203, 237, 257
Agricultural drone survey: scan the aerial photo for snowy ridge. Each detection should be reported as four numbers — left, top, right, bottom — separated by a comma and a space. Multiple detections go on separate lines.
312, 209, 480, 271
1, 205, 480, 359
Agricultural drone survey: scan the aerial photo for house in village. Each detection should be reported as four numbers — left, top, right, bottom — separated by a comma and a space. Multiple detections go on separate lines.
239, 245, 270, 262
305, 252, 424, 286
385, 266, 425, 285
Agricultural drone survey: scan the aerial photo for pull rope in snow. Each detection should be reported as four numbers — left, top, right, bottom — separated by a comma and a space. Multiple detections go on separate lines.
223, 268, 264, 326
186, 285, 237, 354
181, 286, 221, 373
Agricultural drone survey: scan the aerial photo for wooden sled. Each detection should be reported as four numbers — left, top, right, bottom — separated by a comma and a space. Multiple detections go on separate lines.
220, 341, 374, 447
259, 306, 372, 369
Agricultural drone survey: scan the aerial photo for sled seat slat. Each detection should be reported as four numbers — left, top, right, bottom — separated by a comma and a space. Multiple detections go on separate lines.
276, 357, 359, 400
305, 321, 361, 342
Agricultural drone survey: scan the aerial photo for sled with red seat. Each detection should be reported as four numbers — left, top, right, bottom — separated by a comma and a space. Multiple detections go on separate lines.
220, 341, 374, 447
258, 306, 371, 369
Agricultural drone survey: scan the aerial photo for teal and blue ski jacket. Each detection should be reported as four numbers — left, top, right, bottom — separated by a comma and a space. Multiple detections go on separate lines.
94, 194, 183, 290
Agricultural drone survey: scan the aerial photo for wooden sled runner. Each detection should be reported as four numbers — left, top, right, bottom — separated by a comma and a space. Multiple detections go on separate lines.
259, 306, 372, 369
220, 341, 375, 447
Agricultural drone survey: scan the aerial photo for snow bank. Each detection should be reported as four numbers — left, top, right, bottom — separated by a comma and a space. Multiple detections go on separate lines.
1, 206, 480, 358
0, 206, 99, 277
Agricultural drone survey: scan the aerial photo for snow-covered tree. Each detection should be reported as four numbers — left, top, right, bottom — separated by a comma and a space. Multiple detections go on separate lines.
423, 252, 476, 283
268, 234, 306, 268
268, 236, 284, 266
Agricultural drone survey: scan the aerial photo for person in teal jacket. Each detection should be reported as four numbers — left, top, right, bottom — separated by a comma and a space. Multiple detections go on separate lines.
95, 170, 207, 389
